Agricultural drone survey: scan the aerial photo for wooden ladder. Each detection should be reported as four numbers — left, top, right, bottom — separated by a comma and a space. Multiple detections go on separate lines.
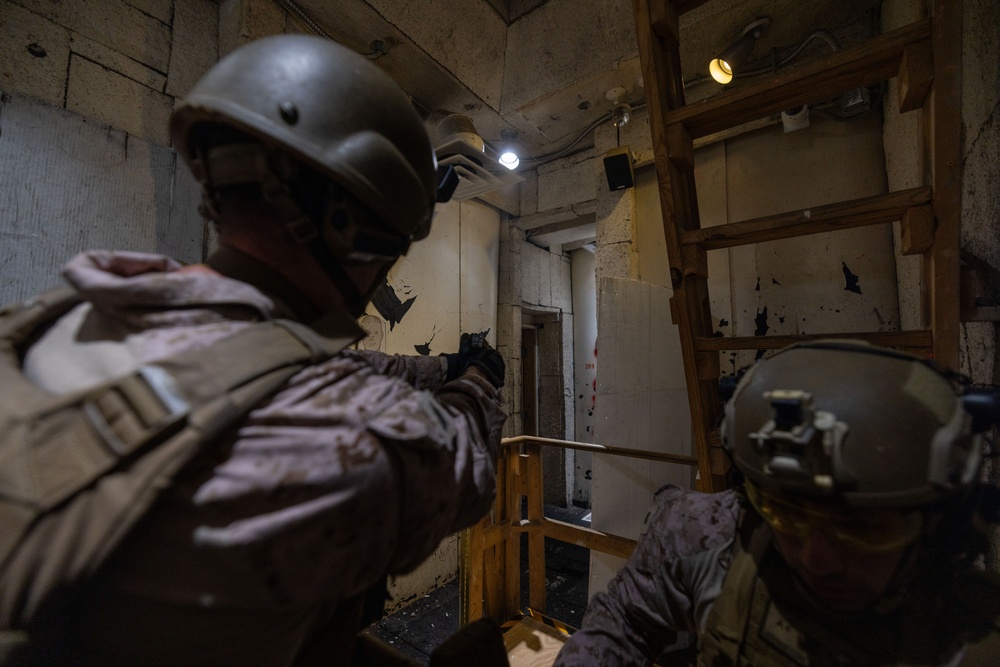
631, 0, 962, 492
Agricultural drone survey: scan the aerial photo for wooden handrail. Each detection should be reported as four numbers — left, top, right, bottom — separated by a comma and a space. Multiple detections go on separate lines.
501, 435, 699, 467
463, 434, 697, 626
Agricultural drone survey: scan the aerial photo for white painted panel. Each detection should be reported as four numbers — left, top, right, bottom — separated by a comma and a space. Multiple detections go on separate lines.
694, 142, 733, 341
0, 93, 204, 305
385, 534, 458, 614
635, 165, 669, 288
589, 277, 692, 597
572, 247, 597, 506
370, 200, 462, 356
459, 200, 500, 344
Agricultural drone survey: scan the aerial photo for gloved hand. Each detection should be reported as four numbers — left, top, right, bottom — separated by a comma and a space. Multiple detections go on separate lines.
440, 332, 505, 388
466, 348, 505, 388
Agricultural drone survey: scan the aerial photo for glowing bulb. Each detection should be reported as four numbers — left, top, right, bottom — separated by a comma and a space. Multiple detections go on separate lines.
709, 58, 733, 84
499, 150, 519, 170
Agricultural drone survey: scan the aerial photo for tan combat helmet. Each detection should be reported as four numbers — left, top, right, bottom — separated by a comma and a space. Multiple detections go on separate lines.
722, 341, 986, 509
170, 34, 441, 314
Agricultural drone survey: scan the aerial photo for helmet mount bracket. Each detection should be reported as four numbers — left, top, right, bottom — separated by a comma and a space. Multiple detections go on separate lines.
749, 390, 855, 492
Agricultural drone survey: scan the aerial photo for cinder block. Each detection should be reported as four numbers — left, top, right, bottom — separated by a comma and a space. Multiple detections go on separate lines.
596, 192, 634, 245
519, 164, 538, 215
538, 250, 553, 305
126, 0, 173, 25
496, 304, 515, 345
595, 241, 634, 281
550, 252, 571, 312
16, 0, 171, 72
166, 0, 218, 99
521, 244, 543, 306
0, 1, 71, 108
218, 0, 241, 57
67, 55, 172, 145
538, 157, 595, 211
70, 33, 166, 91
219, 0, 285, 55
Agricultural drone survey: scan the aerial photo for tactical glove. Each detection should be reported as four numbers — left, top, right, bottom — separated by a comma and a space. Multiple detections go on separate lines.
467, 348, 505, 388
440, 332, 505, 388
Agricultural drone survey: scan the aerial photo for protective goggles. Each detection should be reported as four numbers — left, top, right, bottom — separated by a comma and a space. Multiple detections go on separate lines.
745, 481, 923, 553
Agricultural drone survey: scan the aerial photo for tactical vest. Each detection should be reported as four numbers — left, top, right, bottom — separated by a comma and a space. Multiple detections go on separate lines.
0, 288, 358, 659
698, 518, 1000, 666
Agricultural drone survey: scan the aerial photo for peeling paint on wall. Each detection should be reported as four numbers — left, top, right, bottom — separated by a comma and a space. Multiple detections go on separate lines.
358, 314, 385, 352
371, 279, 416, 330
414, 325, 441, 356
842, 261, 863, 295
754, 307, 770, 336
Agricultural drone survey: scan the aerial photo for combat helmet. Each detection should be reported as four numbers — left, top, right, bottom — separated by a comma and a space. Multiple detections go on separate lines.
722, 340, 989, 509
171, 34, 441, 297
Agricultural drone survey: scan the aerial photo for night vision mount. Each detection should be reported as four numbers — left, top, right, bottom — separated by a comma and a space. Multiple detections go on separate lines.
749, 389, 856, 492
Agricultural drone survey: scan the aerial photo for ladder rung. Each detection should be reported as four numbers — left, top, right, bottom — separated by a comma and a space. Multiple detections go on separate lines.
695, 330, 933, 351
682, 187, 932, 250
666, 20, 931, 139
673, 0, 712, 14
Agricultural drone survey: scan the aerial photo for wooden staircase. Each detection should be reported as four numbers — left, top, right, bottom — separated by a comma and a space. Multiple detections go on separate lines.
631, 0, 962, 492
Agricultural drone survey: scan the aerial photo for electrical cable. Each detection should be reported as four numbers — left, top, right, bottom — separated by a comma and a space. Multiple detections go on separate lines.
490, 102, 649, 168
275, 0, 385, 59
736, 29, 841, 79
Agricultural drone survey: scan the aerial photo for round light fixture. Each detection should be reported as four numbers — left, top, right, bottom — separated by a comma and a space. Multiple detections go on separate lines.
498, 128, 520, 170
709, 17, 770, 85
499, 150, 520, 170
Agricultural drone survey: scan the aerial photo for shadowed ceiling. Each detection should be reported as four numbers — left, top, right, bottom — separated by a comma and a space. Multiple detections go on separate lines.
293, 0, 881, 160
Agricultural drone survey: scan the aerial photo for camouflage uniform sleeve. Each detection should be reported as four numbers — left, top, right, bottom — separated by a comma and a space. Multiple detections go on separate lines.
553, 486, 740, 666
343, 349, 447, 390
366, 369, 507, 574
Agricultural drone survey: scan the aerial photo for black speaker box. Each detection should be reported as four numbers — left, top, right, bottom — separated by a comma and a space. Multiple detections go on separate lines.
603, 146, 634, 191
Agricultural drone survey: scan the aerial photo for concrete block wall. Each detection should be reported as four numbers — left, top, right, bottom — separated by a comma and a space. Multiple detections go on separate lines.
2, 0, 219, 146
883, 0, 998, 388
881, 0, 926, 334
956, 0, 999, 388
496, 218, 574, 443
592, 107, 654, 284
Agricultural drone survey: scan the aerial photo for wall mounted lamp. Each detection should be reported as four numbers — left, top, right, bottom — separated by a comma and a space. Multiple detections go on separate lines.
709, 17, 770, 85
498, 128, 520, 170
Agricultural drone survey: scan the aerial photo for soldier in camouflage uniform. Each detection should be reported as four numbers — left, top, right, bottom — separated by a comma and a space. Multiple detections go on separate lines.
556, 342, 1000, 666
12, 35, 506, 665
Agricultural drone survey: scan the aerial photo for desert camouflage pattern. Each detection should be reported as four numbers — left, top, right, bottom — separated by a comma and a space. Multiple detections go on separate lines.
554, 485, 740, 666
23, 250, 505, 664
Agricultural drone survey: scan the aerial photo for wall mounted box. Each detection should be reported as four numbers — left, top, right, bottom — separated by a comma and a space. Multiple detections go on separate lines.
603, 146, 634, 191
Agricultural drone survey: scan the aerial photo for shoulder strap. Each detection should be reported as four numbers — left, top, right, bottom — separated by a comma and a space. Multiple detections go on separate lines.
0, 294, 359, 628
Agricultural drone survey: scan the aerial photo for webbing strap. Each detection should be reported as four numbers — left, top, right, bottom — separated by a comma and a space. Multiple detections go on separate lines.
0, 305, 360, 574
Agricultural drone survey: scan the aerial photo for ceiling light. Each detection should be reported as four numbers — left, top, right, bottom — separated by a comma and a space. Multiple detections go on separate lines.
498, 128, 520, 170
709, 17, 770, 85
499, 150, 519, 170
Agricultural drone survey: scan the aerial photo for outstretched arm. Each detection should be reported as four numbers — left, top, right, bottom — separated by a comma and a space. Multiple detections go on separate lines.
554, 486, 740, 666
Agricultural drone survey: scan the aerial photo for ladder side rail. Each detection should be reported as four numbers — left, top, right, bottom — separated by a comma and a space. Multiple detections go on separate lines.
928, 0, 962, 368
633, 0, 726, 492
